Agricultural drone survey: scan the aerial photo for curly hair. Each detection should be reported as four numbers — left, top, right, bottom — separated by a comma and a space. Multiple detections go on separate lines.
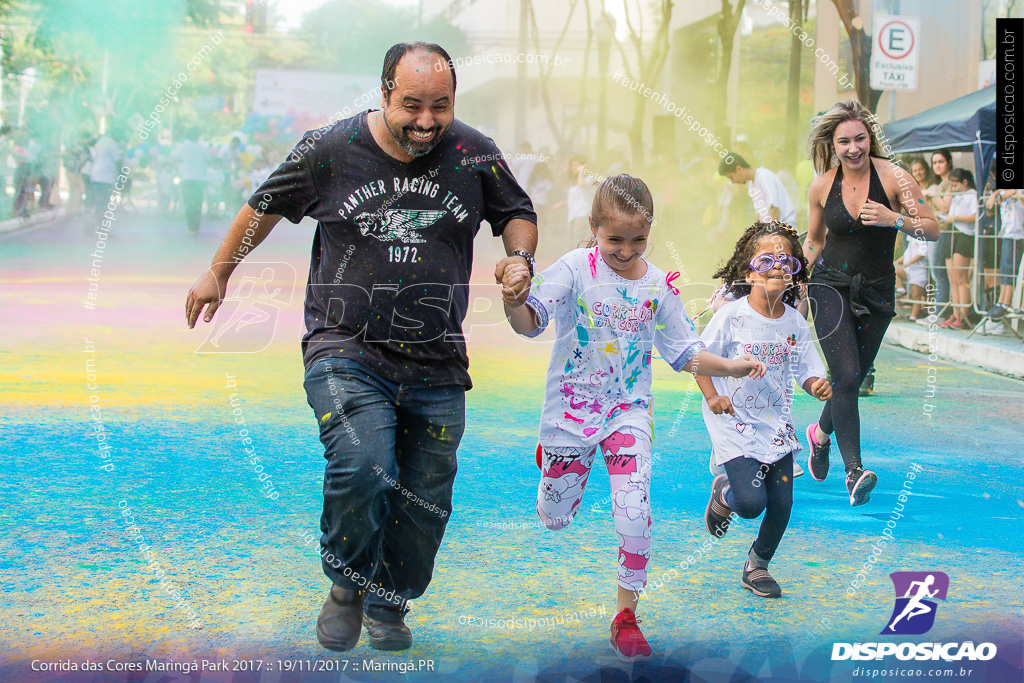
712, 220, 809, 308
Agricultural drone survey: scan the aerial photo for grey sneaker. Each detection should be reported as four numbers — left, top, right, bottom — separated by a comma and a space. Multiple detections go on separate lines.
742, 563, 782, 598
986, 303, 1010, 320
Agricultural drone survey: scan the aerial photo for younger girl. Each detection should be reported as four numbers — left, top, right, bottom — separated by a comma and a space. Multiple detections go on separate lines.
503, 175, 763, 662
938, 168, 978, 329
894, 235, 929, 322
699, 221, 832, 598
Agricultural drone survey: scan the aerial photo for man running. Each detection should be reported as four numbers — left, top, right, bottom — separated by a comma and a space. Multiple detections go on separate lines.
185, 41, 538, 652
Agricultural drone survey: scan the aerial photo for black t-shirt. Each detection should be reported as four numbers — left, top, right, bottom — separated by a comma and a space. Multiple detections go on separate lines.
248, 110, 536, 389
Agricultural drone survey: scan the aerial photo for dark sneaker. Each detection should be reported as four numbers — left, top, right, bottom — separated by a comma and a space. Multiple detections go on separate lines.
741, 564, 782, 598
859, 366, 875, 396
986, 303, 1009, 320
316, 586, 363, 651
363, 613, 412, 651
609, 608, 652, 662
805, 423, 830, 482
704, 474, 733, 537
846, 468, 878, 506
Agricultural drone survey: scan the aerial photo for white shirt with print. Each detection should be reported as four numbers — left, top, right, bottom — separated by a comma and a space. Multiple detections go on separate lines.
700, 296, 825, 466
748, 167, 797, 228
527, 247, 704, 448
949, 190, 978, 236
999, 195, 1024, 240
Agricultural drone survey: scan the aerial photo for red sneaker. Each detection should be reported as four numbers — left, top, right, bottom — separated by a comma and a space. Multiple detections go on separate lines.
609, 608, 652, 662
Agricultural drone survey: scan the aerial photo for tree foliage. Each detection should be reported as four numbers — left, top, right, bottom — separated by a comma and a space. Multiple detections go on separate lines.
830, 0, 882, 111
299, 0, 468, 74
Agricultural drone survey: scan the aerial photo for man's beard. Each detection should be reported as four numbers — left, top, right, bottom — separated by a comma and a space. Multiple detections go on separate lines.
383, 109, 447, 157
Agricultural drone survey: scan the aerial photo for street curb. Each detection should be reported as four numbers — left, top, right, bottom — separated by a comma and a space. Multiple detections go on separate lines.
0, 207, 67, 235
884, 322, 1024, 380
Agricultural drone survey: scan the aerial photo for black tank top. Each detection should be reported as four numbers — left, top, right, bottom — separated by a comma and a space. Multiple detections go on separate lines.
812, 157, 896, 283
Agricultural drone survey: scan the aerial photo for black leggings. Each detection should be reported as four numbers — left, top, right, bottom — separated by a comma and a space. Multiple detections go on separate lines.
807, 283, 893, 472
723, 453, 793, 564
180, 180, 205, 233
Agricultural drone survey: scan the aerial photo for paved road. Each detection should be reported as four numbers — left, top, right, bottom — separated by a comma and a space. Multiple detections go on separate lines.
1, 211, 1021, 682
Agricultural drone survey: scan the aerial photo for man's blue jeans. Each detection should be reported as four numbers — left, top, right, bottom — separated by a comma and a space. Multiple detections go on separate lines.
303, 357, 465, 622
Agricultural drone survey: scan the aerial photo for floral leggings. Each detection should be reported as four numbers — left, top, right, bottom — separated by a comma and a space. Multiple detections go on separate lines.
536, 425, 652, 591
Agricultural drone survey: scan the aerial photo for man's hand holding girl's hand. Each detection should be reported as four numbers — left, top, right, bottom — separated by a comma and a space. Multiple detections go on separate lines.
501, 263, 531, 307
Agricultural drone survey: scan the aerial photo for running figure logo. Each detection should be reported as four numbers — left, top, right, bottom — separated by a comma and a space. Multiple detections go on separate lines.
195, 262, 296, 354
881, 571, 949, 635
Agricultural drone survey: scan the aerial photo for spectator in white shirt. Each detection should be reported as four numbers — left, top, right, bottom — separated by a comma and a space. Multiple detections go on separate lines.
550, 155, 596, 247
719, 154, 797, 230
89, 129, 124, 221
173, 127, 210, 234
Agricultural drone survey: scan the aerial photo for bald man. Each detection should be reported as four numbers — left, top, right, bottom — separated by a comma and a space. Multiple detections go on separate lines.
186, 41, 538, 651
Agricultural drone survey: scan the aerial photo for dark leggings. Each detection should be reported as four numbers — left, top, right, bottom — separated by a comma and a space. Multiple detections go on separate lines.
180, 180, 205, 233
724, 453, 793, 564
807, 283, 893, 473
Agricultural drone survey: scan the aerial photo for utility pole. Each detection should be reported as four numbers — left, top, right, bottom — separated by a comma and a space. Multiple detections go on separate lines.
100, 49, 109, 134
889, 0, 900, 122
0, 30, 4, 125
596, 12, 615, 159
514, 0, 528, 147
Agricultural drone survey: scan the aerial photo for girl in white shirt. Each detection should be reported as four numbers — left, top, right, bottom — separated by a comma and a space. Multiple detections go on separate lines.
503, 174, 763, 662
938, 169, 977, 329
697, 221, 832, 598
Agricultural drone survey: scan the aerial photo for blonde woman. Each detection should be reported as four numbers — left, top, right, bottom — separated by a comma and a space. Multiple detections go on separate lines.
801, 101, 939, 506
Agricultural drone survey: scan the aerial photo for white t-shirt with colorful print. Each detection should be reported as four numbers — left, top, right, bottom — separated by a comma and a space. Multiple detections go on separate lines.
526, 247, 705, 448
700, 296, 826, 466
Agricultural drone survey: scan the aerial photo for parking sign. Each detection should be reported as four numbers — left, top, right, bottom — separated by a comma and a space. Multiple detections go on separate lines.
871, 15, 920, 91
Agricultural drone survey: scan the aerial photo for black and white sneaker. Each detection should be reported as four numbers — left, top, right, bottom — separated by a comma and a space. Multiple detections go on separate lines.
741, 563, 782, 598
705, 474, 733, 537
805, 423, 830, 481
986, 303, 1010, 320
846, 468, 878, 506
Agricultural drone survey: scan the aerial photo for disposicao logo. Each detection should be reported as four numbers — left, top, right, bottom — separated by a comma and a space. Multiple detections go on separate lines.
831, 571, 997, 662
882, 571, 948, 635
